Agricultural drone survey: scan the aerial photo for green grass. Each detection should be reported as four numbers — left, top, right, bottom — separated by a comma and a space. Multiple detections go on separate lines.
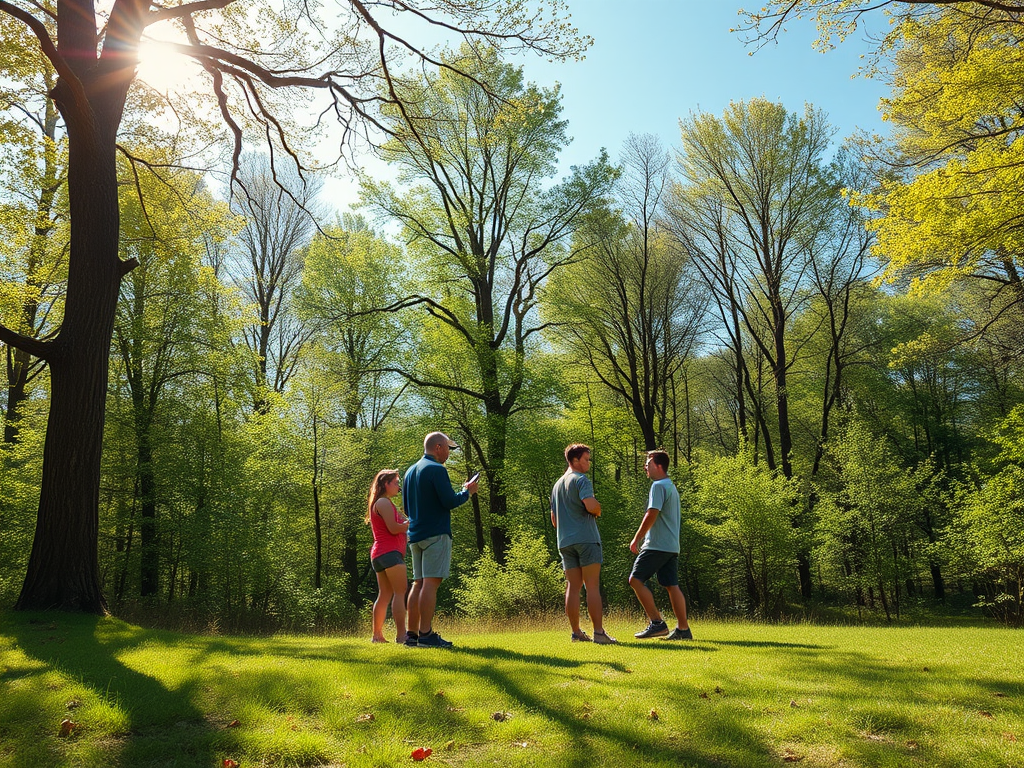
1, 612, 1022, 767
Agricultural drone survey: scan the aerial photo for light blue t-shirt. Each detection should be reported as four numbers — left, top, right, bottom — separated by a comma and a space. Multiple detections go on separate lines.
551, 470, 600, 548
643, 477, 680, 554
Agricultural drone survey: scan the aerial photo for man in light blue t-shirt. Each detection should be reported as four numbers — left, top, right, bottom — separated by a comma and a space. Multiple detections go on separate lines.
628, 450, 693, 641
550, 443, 616, 644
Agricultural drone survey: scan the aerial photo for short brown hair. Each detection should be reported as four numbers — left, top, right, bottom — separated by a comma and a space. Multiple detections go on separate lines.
647, 450, 670, 471
565, 443, 591, 464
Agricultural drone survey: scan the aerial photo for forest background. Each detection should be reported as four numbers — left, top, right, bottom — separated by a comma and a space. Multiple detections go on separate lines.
1, 0, 1023, 631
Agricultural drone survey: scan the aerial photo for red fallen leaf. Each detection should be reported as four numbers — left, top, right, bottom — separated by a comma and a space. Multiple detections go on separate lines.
59, 719, 76, 737
222, 760, 239, 768
227, 720, 240, 728
411, 746, 433, 761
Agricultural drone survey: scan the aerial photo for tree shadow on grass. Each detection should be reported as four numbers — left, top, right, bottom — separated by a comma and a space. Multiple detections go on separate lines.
613, 639, 715, 651
4, 612, 236, 768
453, 644, 641, 671
450, 645, 776, 768
708, 639, 828, 650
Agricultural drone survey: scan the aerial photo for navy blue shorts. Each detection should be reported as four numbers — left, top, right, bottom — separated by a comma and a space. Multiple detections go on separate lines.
371, 549, 405, 572
630, 549, 679, 587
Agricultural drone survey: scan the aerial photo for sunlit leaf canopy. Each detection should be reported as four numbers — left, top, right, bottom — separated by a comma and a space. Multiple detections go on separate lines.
740, 0, 1024, 51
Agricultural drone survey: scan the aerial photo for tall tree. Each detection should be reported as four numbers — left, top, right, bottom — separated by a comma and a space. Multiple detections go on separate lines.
361, 46, 615, 561
231, 155, 320, 411
675, 99, 835, 481
674, 99, 839, 599
298, 216, 409, 430
0, 18, 67, 445
298, 217, 410, 600
0, 0, 588, 611
112, 153, 235, 598
547, 133, 705, 451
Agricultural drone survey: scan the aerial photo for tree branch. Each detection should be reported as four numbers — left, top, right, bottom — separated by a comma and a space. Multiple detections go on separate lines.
148, 0, 237, 23
0, 322, 53, 359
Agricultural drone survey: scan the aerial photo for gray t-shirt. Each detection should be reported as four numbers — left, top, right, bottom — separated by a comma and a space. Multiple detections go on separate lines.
551, 470, 600, 548
643, 477, 681, 554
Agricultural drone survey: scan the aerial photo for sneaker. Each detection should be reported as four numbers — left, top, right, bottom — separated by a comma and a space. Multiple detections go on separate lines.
404, 631, 419, 647
634, 620, 669, 639
662, 627, 693, 641
593, 629, 618, 645
417, 631, 454, 648
571, 630, 592, 643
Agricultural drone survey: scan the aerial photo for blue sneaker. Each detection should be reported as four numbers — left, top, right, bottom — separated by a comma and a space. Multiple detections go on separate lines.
417, 631, 453, 648
403, 631, 419, 647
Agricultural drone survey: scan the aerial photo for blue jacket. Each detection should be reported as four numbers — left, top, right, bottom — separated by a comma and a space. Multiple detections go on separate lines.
403, 454, 470, 543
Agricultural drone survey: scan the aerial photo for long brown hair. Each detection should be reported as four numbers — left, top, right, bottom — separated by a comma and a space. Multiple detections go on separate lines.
365, 469, 400, 524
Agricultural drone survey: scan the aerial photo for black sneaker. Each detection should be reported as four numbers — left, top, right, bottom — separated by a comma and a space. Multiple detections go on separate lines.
417, 631, 454, 648
662, 627, 693, 641
404, 631, 419, 647
634, 620, 669, 639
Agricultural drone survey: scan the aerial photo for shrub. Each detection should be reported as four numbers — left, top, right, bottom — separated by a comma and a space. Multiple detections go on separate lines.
455, 536, 564, 618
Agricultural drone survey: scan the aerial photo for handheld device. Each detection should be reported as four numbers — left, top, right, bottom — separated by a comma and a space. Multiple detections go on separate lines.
466, 471, 480, 485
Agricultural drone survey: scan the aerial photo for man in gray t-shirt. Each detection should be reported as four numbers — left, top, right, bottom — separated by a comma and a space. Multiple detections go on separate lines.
550, 444, 616, 644
628, 450, 693, 641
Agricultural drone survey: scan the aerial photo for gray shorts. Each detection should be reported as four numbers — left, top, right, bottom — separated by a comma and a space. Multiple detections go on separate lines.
559, 541, 603, 571
410, 534, 453, 580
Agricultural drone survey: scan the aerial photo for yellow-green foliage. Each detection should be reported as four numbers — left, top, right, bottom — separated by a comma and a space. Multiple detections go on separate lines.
859, 12, 1024, 291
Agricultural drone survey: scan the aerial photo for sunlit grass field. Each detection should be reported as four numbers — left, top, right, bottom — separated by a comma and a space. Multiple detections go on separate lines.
1, 611, 1022, 767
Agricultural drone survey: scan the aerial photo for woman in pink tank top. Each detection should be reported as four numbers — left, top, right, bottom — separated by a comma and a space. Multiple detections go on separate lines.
366, 469, 409, 643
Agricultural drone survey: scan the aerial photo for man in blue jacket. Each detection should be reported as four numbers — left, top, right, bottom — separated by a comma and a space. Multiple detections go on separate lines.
404, 431, 478, 648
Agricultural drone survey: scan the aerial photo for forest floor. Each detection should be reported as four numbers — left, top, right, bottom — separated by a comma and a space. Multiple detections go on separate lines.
1, 611, 1022, 768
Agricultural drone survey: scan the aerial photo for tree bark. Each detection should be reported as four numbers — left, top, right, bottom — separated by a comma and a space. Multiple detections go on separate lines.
15, 17, 137, 610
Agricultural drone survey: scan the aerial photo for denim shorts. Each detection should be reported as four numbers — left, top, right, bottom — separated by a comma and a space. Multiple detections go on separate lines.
559, 541, 603, 571
371, 549, 405, 573
410, 534, 453, 580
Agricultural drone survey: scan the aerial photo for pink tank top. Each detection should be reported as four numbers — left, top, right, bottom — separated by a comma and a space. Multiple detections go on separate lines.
370, 499, 407, 560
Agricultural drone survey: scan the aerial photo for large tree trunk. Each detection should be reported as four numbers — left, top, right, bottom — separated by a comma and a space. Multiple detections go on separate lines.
15, 56, 131, 611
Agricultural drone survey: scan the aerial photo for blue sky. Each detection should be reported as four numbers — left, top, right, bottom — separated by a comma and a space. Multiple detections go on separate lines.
520, 1, 889, 169
329, 2, 890, 211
